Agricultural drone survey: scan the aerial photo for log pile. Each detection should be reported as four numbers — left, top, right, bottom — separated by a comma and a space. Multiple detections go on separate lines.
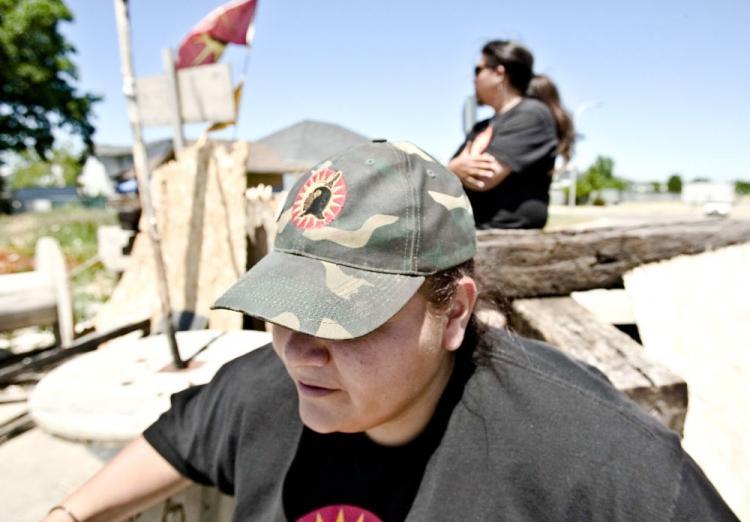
476, 218, 750, 435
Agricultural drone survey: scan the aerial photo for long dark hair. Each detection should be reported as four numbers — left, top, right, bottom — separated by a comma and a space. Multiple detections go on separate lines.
527, 74, 575, 163
482, 40, 576, 163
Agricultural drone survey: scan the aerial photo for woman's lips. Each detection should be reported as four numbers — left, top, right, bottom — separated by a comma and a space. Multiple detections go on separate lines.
297, 381, 337, 398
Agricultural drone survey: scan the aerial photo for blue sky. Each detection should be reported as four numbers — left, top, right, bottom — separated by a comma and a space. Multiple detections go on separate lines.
61, 0, 749, 182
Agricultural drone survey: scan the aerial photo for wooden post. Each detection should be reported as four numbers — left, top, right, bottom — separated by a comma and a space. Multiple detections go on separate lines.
162, 47, 185, 153
113, 0, 185, 368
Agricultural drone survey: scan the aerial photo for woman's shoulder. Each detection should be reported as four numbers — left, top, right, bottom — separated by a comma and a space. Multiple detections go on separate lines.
492, 98, 555, 134
517, 97, 554, 117
467, 328, 681, 447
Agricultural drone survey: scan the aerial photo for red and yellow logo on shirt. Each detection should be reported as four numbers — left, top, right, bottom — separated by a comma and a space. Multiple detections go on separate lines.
296, 504, 382, 522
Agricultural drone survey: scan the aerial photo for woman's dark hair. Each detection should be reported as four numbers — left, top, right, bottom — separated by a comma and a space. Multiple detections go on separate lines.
527, 74, 575, 163
482, 40, 535, 95
483, 40, 576, 164
419, 259, 512, 359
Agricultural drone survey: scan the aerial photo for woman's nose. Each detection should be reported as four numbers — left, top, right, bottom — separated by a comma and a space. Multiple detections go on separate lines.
284, 331, 331, 367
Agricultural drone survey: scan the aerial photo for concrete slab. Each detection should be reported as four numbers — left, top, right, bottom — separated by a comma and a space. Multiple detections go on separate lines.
624, 243, 750, 520
29, 330, 271, 442
0, 428, 107, 522
0, 428, 235, 522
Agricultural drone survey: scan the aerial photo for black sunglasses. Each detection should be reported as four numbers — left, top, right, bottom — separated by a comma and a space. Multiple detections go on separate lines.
474, 64, 493, 77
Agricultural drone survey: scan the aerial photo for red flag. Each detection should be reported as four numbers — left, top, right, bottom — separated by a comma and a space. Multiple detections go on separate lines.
176, 0, 258, 69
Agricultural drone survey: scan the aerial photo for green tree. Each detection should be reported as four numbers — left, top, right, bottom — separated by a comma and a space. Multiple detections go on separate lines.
8, 146, 82, 188
667, 174, 682, 193
0, 0, 99, 159
736, 180, 750, 195
575, 156, 626, 204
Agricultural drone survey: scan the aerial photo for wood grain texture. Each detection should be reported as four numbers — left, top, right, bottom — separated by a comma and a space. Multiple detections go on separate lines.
94, 141, 249, 332
475, 219, 750, 299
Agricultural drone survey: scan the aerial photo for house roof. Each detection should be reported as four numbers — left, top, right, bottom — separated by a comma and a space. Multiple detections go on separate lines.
257, 119, 369, 171
96, 120, 369, 179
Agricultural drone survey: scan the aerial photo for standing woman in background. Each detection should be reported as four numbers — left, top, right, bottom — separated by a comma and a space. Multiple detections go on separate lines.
448, 40, 575, 229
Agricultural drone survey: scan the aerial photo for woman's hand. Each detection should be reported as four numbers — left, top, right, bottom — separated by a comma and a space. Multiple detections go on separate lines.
447, 144, 510, 191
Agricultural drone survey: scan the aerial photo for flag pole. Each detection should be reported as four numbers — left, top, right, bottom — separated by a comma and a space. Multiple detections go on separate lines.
231, 47, 252, 141
113, 0, 185, 369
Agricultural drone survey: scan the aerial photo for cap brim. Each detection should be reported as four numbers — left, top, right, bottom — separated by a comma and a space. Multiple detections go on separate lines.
211, 251, 424, 340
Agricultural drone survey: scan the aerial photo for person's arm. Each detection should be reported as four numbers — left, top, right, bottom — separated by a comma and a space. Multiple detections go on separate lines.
447, 143, 511, 191
43, 436, 191, 522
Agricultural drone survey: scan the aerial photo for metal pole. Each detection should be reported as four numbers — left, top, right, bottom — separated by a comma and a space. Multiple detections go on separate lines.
113, 0, 185, 368
569, 167, 577, 207
162, 47, 185, 152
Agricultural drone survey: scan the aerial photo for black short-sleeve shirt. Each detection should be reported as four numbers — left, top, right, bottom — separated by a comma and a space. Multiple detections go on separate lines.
455, 98, 558, 228
143, 337, 739, 521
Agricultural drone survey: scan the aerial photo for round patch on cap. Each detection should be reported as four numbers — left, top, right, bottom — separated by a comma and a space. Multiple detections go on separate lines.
292, 166, 347, 229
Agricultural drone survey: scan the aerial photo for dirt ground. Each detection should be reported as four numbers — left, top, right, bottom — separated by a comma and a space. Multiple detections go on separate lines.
547, 197, 750, 229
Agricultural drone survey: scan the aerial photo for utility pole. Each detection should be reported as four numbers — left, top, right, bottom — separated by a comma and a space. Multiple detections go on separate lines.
113, 0, 185, 368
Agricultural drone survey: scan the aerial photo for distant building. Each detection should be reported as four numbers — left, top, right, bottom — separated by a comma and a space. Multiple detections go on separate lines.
682, 181, 735, 215
257, 119, 369, 190
79, 139, 175, 196
78, 120, 369, 201
10, 186, 80, 213
621, 181, 679, 203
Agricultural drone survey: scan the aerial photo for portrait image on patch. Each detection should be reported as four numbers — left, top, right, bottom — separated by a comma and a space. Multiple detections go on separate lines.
292, 166, 347, 229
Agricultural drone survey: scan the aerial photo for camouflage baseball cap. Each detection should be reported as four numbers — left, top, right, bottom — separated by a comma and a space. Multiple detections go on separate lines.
212, 140, 476, 340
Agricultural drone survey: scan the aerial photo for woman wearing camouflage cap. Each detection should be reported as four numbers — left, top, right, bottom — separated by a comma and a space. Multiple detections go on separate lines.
45, 141, 736, 522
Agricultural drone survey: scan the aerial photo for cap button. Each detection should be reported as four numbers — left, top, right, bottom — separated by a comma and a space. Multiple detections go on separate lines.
371, 138, 387, 143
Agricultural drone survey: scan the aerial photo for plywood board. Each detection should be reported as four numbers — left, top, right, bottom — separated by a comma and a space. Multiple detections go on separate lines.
624, 243, 750, 520
94, 140, 249, 332
137, 63, 234, 125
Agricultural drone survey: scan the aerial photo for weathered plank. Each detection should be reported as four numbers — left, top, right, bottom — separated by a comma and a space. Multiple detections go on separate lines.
35, 237, 73, 346
0, 272, 57, 330
475, 219, 750, 299
509, 296, 687, 435
0, 237, 73, 347
0, 319, 150, 385
94, 141, 249, 332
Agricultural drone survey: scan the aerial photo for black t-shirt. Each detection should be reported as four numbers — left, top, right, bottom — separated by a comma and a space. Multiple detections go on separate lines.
143, 334, 739, 521
282, 355, 473, 522
455, 98, 558, 229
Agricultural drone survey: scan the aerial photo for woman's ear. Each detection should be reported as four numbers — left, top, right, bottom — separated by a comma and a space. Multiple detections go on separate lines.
442, 277, 478, 352
494, 64, 506, 82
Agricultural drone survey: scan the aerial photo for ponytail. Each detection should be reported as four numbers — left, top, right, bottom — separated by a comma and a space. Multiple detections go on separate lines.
527, 74, 575, 163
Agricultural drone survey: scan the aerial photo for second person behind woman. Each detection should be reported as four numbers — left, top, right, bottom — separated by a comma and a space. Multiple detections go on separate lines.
448, 40, 574, 229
